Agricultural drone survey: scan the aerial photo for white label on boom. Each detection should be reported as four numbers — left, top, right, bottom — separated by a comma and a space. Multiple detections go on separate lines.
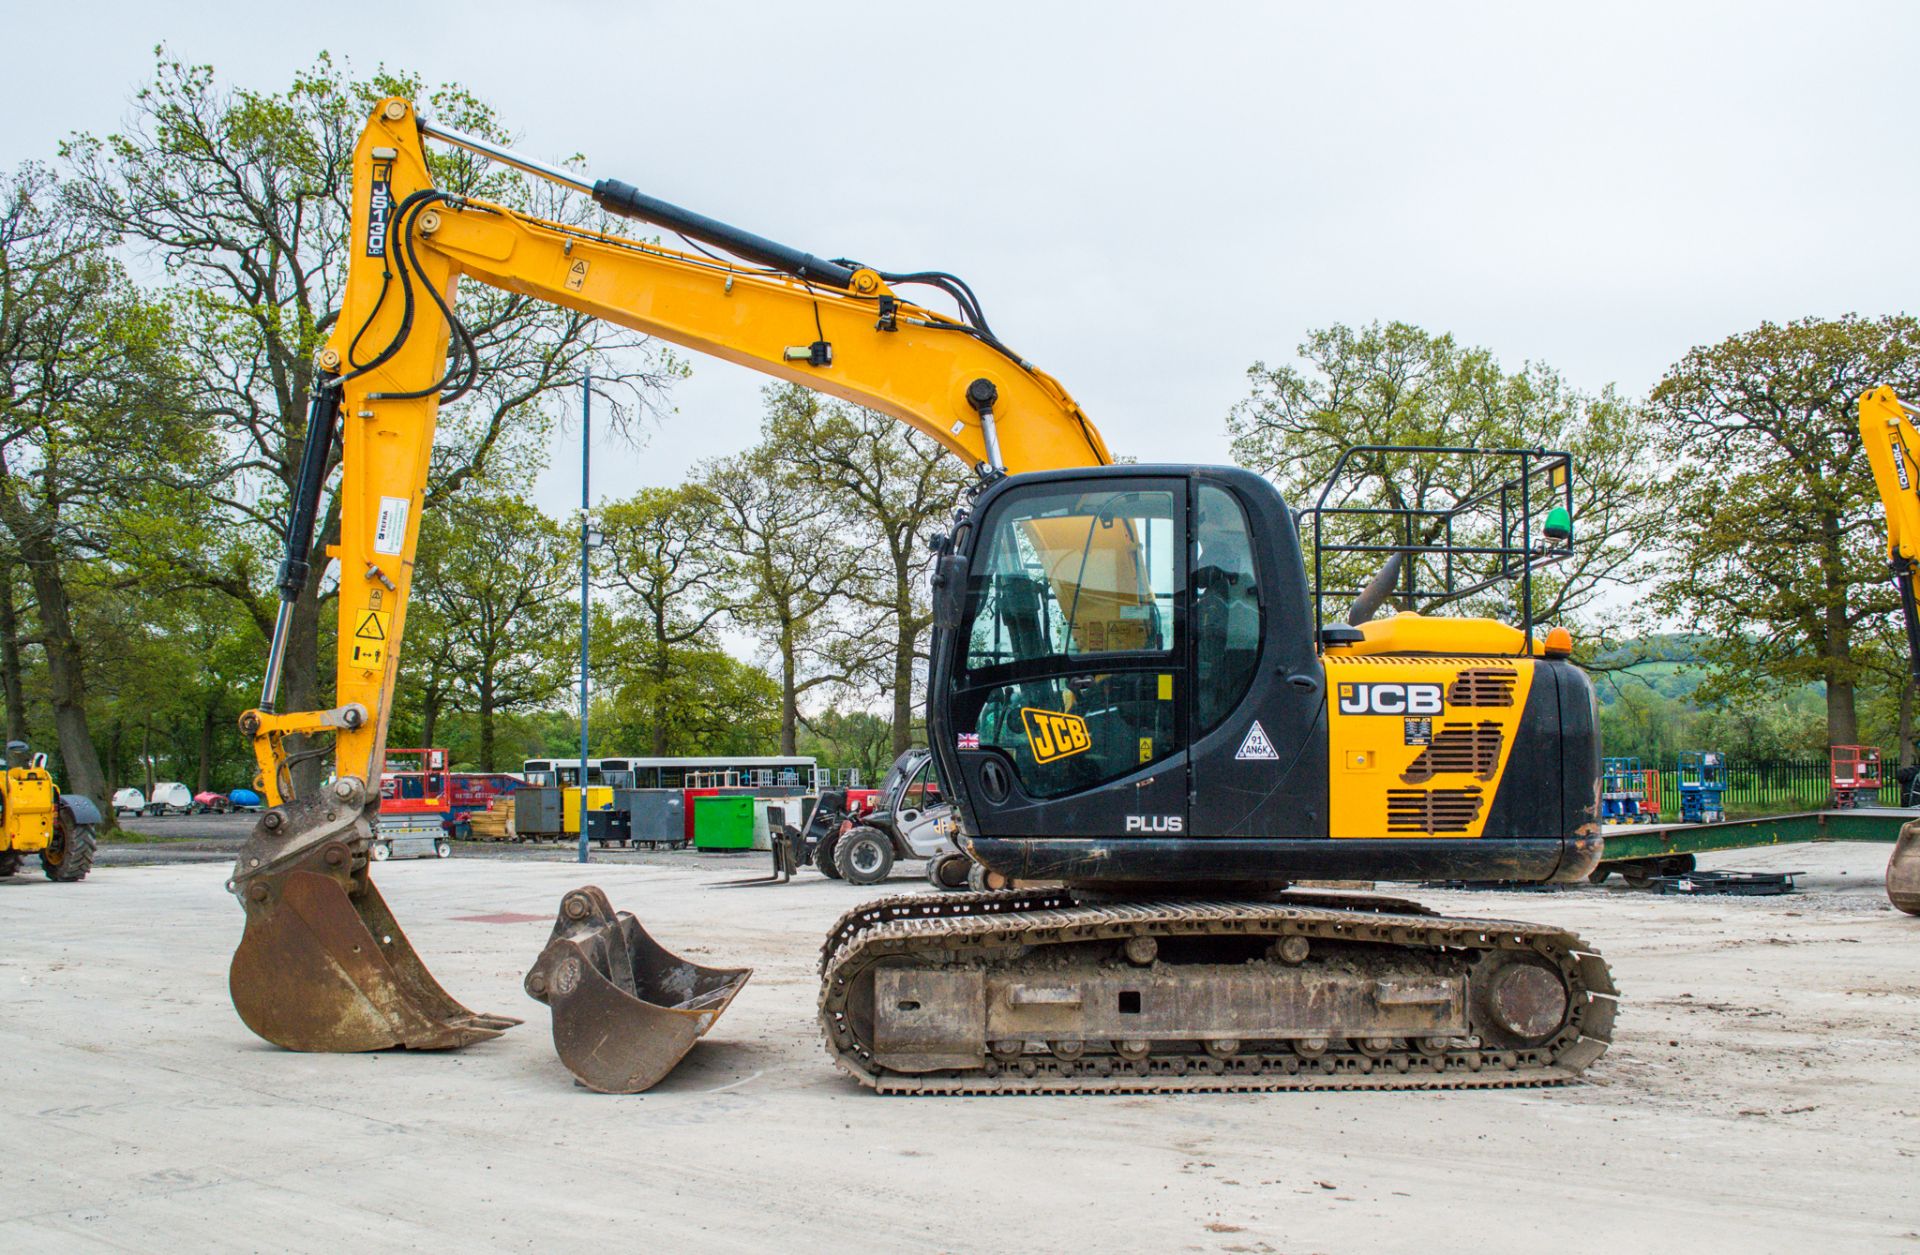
373, 496, 410, 556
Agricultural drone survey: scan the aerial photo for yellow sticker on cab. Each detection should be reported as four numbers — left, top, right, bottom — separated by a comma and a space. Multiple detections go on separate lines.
1021, 707, 1091, 764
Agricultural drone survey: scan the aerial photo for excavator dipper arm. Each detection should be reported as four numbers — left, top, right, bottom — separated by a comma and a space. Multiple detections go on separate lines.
1858, 385, 1920, 914
228, 96, 1110, 1056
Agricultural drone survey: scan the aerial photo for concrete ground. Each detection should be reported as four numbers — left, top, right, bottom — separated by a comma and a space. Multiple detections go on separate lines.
2, 842, 1916, 1253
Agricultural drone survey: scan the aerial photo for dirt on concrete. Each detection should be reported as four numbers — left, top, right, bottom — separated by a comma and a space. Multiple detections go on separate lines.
2, 841, 1915, 1252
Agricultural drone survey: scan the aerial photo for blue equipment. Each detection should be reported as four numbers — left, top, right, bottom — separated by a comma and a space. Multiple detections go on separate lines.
1676, 750, 1726, 824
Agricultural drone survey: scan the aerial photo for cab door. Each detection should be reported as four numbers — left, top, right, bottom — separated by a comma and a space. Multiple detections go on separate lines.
946, 476, 1188, 838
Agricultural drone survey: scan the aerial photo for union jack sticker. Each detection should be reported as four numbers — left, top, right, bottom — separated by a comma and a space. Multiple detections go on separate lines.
957, 732, 980, 750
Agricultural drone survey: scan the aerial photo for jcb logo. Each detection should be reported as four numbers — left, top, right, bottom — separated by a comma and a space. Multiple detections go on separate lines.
1021, 707, 1091, 763
1338, 682, 1443, 716
1125, 815, 1183, 833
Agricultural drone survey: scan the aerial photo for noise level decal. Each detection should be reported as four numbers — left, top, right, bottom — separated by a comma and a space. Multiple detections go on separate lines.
1236, 720, 1279, 761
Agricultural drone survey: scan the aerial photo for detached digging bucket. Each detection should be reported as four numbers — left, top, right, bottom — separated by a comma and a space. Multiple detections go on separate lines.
525, 886, 752, 1092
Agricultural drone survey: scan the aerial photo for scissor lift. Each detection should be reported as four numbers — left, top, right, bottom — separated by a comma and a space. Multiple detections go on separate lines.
1676, 750, 1726, 824
1830, 745, 1883, 809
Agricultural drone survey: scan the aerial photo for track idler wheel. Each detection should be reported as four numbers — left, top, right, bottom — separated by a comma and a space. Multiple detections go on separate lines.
227, 779, 520, 1052
525, 886, 751, 1093
1888, 819, 1920, 916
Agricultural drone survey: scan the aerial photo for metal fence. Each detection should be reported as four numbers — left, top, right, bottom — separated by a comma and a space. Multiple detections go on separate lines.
1635, 757, 1907, 817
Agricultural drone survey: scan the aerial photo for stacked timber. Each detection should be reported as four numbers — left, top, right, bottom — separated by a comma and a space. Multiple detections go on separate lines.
466, 798, 516, 841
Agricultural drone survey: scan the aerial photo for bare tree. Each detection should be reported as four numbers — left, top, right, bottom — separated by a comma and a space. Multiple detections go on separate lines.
763, 385, 970, 754
703, 446, 875, 754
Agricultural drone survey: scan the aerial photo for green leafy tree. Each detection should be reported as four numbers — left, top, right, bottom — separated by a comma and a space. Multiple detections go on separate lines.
63, 51, 681, 791
594, 642, 780, 756
796, 707, 899, 786
595, 484, 729, 754
1227, 321, 1661, 634
0, 162, 196, 807
409, 492, 574, 770
1647, 315, 1920, 747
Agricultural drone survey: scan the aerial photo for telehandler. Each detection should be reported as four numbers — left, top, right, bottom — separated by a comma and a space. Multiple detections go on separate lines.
227, 97, 1615, 1092
1, 740, 100, 882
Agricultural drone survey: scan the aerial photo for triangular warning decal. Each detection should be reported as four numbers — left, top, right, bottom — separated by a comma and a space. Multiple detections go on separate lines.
1236, 720, 1279, 761
355, 610, 388, 641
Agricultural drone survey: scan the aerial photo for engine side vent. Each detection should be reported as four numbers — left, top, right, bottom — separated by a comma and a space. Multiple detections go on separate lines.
1386, 786, 1484, 833
1447, 668, 1518, 708
1401, 721, 1505, 784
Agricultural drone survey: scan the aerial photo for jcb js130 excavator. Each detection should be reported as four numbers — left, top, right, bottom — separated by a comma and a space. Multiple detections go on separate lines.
229, 97, 1615, 1093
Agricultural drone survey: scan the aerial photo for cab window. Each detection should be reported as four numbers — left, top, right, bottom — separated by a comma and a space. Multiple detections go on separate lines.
959, 482, 1186, 800
965, 487, 1177, 672
1192, 484, 1263, 730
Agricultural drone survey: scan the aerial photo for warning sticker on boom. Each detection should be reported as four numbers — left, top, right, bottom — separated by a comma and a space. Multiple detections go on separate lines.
350, 608, 391, 671
1235, 720, 1279, 761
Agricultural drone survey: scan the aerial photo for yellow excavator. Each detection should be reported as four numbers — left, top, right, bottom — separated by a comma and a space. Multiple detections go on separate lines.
1854, 386, 1920, 915
229, 97, 1617, 1093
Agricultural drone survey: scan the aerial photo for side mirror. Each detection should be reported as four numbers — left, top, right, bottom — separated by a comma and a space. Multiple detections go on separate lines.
932, 553, 968, 631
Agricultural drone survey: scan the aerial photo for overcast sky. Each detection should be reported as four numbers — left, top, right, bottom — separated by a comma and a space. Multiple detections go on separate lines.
3, 0, 1913, 518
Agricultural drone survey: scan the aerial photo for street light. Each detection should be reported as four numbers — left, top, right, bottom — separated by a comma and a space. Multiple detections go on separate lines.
577, 369, 597, 865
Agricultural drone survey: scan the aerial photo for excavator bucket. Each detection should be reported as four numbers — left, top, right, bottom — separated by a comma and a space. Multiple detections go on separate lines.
524, 886, 751, 1093
228, 783, 520, 1051
1889, 819, 1920, 915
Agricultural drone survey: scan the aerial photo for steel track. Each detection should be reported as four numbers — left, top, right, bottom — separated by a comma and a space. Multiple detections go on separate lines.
818, 890, 1616, 1096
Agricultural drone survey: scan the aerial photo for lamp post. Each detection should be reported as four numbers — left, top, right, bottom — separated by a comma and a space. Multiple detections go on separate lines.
577, 369, 593, 865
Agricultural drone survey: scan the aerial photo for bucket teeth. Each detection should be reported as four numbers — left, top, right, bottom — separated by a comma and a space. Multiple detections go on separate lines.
525, 886, 751, 1093
227, 788, 519, 1052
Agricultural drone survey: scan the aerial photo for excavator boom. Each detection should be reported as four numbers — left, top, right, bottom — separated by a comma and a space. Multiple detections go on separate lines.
229, 98, 1112, 1061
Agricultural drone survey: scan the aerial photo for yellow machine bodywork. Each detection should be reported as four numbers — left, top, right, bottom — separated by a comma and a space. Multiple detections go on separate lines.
1323, 612, 1540, 839
244, 98, 1113, 809
2, 765, 57, 854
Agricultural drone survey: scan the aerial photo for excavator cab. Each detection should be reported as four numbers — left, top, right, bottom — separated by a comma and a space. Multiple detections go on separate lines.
929, 462, 1602, 890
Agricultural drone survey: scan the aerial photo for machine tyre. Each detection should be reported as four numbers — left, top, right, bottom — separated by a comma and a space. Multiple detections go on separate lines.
834, 827, 895, 885
815, 831, 844, 879
0, 851, 19, 877
435, 840, 452, 859
372, 842, 392, 862
40, 814, 95, 882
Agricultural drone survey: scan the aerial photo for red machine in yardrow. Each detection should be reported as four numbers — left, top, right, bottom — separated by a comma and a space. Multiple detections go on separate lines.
378, 748, 524, 847
1828, 744, 1883, 809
